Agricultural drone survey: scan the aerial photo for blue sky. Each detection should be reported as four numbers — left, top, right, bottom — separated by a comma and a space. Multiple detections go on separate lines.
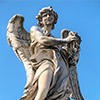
0, 0, 100, 100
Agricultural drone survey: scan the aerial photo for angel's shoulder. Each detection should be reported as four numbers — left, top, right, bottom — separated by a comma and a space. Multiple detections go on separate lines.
30, 26, 39, 32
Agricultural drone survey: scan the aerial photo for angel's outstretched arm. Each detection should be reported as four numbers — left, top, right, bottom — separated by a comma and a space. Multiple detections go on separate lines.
30, 26, 77, 47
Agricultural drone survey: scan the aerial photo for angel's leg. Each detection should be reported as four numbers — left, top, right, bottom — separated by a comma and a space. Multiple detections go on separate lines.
34, 66, 53, 100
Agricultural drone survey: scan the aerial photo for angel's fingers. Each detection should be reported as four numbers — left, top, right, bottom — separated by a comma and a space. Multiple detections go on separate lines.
71, 37, 78, 41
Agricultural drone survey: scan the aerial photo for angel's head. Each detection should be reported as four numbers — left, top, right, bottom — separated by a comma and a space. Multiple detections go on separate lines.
36, 6, 58, 29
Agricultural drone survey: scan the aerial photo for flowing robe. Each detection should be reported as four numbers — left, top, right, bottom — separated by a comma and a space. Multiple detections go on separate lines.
22, 26, 70, 100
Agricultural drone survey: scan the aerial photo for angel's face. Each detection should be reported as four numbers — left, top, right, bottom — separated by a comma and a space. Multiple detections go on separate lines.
42, 13, 55, 26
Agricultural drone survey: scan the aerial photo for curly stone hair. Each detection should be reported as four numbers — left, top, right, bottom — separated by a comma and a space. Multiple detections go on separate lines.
36, 6, 58, 29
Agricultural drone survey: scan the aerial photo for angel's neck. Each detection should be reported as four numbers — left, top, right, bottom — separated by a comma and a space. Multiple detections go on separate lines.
41, 26, 52, 36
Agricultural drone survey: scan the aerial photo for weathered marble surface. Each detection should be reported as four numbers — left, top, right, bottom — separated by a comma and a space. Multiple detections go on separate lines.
7, 6, 84, 100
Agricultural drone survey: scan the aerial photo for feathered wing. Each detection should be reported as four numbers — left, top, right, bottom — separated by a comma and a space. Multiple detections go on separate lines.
61, 29, 84, 100
7, 14, 30, 60
7, 14, 34, 98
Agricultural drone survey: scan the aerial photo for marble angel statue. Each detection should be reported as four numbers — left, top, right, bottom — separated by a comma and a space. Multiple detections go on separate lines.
7, 6, 84, 100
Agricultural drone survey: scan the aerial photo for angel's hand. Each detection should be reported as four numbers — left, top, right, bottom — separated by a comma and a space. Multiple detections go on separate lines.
65, 33, 77, 43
